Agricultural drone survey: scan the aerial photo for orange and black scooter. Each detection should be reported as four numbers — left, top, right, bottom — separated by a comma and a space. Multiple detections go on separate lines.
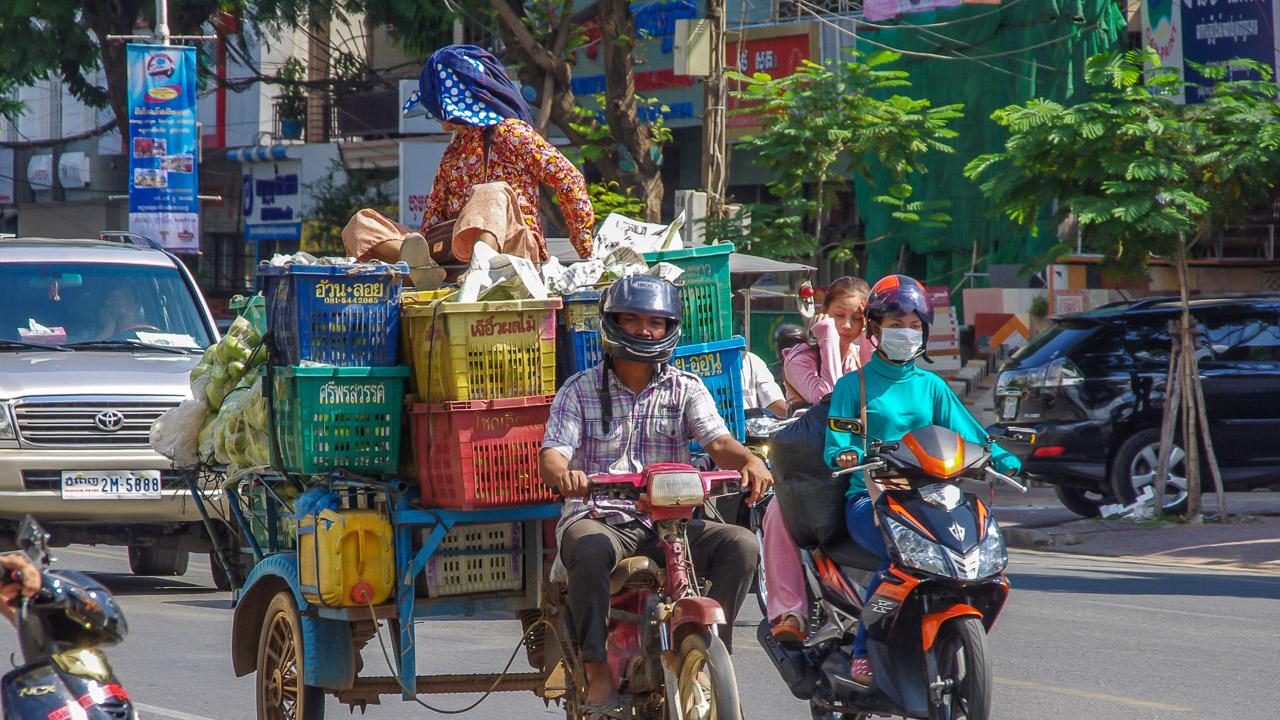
759, 424, 1032, 720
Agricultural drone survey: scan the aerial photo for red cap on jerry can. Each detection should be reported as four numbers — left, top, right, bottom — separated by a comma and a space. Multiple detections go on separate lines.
350, 582, 375, 605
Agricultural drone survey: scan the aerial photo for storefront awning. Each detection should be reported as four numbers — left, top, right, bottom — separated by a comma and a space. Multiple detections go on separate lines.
225, 145, 295, 163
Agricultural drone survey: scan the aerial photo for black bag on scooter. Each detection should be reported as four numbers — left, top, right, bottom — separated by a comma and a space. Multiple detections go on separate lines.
770, 397, 845, 549
770, 397, 880, 569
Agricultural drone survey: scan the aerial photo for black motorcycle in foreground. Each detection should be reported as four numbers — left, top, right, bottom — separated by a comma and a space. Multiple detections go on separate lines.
2, 517, 136, 720
762, 409, 1032, 720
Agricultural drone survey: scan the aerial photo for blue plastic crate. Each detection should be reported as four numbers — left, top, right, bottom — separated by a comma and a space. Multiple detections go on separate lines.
258, 263, 407, 367
671, 337, 746, 447
558, 290, 603, 381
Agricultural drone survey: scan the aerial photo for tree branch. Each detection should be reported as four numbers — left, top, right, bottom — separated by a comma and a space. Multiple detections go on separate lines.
0, 119, 118, 149
490, 0, 571, 84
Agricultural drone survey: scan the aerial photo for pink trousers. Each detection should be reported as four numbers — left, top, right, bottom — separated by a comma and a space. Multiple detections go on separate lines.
762, 500, 807, 623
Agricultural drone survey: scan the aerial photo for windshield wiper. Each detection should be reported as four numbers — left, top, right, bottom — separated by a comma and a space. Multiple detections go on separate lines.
61, 339, 192, 355
0, 339, 72, 352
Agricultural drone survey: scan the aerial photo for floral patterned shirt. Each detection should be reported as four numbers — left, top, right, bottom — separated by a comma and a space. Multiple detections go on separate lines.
420, 119, 594, 260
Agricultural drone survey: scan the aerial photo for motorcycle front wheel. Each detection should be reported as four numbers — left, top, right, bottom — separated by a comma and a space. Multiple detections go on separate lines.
675, 631, 741, 720
928, 617, 992, 720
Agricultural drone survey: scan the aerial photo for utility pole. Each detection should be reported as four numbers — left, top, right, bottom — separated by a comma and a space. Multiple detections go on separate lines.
700, 0, 728, 221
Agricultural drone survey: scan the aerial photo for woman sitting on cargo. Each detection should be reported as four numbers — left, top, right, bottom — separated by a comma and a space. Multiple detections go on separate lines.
342, 44, 594, 287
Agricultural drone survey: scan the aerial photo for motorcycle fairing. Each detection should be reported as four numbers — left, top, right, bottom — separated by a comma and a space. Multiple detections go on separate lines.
879, 490, 985, 557
1, 662, 132, 720
921, 604, 983, 650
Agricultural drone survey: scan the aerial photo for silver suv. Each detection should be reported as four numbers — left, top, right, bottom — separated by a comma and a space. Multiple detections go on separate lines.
0, 236, 223, 581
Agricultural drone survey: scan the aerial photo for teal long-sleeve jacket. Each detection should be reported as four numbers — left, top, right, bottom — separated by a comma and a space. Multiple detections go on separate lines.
823, 354, 1022, 499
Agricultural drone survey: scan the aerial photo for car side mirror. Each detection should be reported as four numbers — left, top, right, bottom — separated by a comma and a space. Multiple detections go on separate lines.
997, 427, 1037, 444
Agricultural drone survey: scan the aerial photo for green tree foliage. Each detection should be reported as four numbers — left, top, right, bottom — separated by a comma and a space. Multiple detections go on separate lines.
304, 159, 395, 254
965, 48, 1280, 280
719, 50, 962, 263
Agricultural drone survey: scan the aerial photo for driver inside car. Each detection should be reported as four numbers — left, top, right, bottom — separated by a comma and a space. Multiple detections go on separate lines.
92, 282, 150, 341
539, 274, 772, 720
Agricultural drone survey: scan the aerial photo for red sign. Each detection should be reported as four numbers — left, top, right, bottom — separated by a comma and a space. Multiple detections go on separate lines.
727, 25, 818, 137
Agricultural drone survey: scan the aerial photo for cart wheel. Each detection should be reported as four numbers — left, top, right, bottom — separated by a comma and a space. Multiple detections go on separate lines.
544, 599, 586, 720
257, 591, 326, 720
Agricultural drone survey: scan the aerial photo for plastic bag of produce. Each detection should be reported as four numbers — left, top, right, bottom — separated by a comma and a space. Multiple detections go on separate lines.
150, 398, 208, 466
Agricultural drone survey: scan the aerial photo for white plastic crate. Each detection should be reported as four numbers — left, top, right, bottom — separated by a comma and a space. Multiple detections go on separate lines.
422, 522, 524, 597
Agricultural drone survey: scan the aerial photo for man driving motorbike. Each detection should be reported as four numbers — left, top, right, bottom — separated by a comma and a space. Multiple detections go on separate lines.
0, 552, 40, 625
823, 275, 1021, 686
539, 274, 772, 720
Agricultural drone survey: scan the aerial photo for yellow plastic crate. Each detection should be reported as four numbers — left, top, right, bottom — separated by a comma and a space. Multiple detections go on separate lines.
401, 295, 562, 401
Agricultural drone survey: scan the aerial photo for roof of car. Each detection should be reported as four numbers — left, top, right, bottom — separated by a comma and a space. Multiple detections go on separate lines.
1056, 293, 1280, 322
0, 237, 179, 267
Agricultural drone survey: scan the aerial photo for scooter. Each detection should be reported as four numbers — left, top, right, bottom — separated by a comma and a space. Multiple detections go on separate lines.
541, 464, 745, 720
759, 424, 1031, 720
1, 517, 136, 720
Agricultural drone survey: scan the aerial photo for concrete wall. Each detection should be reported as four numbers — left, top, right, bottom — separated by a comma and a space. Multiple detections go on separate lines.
17, 200, 127, 239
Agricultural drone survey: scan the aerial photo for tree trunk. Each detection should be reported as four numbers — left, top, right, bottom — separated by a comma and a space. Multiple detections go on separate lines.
85, 0, 148, 141
1152, 320, 1180, 514
1187, 319, 1227, 519
700, 0, 727, 221
1174, 233, 1201, 519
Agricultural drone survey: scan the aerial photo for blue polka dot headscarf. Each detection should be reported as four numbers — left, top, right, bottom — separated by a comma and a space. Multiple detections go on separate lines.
401, 45, 533, 127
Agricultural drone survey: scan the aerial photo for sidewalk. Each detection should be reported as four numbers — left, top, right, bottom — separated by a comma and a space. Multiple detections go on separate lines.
991, 485, 1280, 573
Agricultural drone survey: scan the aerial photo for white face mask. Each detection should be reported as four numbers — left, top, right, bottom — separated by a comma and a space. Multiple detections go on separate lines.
878, 327, 924, 362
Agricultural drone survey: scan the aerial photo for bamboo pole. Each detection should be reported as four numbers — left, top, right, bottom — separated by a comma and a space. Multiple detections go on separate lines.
1174, 233, 1202, 519
1152, 320, 1181, 514
1187, 320, 1228, 519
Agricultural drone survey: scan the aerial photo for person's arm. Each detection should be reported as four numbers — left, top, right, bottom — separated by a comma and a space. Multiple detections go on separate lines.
932, 377, 1022, 475
783, 318, 843, 404
538, 382, 591, 496
418, 134, 465, 234
0, 552, 40, 625
823, 372, 866, 470
507, 123, 595, 259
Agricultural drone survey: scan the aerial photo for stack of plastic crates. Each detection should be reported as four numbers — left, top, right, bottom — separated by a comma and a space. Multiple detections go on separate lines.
257, 263, 410, 475
400, 291, 562, 510
554, 243, 744, 443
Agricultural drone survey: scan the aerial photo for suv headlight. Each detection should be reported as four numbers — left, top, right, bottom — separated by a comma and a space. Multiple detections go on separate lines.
647, 471, 706, 507
0, 403, 15, 440
885, 516, 952, 577
976, 517, 1008, 578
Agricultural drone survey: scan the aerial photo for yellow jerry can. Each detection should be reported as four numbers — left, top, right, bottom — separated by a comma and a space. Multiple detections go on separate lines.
298, 509, 395, 607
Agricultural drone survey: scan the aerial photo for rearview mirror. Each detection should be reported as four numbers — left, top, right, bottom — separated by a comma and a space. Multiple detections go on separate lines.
999, 427, 1037, 444
829, 417, 864, 434
28, 273, 83, 289
16, 515, 50, 568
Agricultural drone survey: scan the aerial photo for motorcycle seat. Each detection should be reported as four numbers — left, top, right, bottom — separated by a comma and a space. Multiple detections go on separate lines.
818, 535, 883, 571
609, 556, 663, 595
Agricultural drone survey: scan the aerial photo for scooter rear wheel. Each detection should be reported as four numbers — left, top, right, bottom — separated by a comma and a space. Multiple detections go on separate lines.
928, 617, 992, 720
675, 631, 741, 720
257, 591, 325, 720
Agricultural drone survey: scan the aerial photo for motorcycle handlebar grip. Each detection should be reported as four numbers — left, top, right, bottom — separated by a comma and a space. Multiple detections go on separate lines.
830, 459, 885, 478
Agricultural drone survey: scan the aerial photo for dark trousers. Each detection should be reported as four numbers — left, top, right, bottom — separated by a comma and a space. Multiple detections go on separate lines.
560, 518, 759, 663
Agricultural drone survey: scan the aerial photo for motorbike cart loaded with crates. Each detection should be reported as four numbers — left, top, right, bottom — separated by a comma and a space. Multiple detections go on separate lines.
172, 244, 758, 719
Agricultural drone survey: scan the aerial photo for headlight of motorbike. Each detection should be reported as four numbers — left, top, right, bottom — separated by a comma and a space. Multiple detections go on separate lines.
885, 517, 953, 578
647, 471, 706, 507
0, 403, 15, 440
976, 517, 1008, 578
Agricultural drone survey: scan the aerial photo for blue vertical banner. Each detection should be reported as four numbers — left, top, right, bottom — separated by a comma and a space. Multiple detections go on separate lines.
127, 44, 200, 252
1181, 0, 1280, 104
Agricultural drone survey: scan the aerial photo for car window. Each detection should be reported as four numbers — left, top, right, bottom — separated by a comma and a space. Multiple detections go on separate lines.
1202, 313, 1280, 362
0, 261, 213, 349
1010, 325, 1100, 367
1122, 319, 1175, 364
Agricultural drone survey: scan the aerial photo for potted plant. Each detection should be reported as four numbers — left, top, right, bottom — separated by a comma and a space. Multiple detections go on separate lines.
276, 58, 307, 140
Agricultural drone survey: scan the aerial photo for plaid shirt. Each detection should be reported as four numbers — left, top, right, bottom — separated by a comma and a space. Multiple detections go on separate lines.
542, 361, 730, 539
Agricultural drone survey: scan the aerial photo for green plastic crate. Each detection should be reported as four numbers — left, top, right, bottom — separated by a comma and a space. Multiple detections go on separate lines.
229, 293, 267, 337
271, 366, 410, 474
643, 243, 734, 346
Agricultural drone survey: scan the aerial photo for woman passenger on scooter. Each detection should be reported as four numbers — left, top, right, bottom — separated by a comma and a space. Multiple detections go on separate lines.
762, 276, 870, 644
823, 275, 1021, 686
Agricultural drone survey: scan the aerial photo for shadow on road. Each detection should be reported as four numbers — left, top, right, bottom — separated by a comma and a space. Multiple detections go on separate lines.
85, 571, 219, 597
1008, 566, 1280, 601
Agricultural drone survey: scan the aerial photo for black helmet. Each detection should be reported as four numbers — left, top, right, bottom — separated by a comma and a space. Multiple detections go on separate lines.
865, 275, 934, 326
773, 323, 806, 355
599, 275, 682, 363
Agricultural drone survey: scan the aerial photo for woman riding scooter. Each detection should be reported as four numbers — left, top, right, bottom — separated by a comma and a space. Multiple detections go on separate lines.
823, 274, 1022, 685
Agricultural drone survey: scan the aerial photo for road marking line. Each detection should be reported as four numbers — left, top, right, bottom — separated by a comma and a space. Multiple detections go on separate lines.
1088, 599, 1264, 623
132, 702, 219, 720
995, 677, 1192, 711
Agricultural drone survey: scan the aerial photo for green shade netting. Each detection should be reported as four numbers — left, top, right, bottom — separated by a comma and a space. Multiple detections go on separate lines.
852, 0, 1128, 291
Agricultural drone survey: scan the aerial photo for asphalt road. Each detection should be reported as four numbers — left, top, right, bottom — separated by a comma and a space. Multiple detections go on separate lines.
2, 547, 1277, 720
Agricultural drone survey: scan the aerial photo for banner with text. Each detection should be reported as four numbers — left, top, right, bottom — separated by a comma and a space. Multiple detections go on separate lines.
127, 44, 199, 252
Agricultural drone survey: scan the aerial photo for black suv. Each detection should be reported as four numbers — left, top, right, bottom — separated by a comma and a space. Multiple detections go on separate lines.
987, 294, 1280, 516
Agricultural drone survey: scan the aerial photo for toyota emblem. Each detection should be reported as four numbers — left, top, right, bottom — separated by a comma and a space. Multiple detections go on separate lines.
95, 410, 125, 432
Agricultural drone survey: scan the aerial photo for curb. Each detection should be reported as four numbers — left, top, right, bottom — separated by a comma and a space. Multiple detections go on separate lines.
1004, 527, 1083, 549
